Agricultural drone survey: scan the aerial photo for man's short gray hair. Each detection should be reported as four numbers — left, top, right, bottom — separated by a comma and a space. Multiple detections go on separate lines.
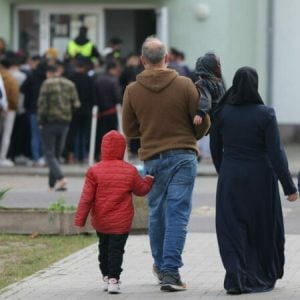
141, 37, 166, 65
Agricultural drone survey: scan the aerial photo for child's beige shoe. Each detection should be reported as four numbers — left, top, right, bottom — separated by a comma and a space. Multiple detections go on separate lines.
108, 278, 121, 294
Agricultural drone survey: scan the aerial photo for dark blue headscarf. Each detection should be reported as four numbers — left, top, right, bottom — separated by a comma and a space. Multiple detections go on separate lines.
217, 66, 264, 107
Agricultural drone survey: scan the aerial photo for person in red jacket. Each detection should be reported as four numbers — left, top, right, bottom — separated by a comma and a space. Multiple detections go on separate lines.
74, 130, 153, 294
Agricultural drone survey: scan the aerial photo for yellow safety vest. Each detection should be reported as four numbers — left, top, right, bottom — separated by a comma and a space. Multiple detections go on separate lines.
67, 40, 93, 58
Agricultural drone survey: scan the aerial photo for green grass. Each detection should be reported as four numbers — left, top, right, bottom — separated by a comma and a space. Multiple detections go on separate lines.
0, 234, 97, 290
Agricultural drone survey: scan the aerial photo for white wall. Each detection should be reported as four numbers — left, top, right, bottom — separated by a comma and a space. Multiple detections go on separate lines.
0, 0, 11, 47
167, 0, 267, 99
273, 0, 300, 124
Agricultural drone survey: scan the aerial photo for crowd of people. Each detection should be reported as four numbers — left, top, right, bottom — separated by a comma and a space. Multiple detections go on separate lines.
0, 30, 202, 170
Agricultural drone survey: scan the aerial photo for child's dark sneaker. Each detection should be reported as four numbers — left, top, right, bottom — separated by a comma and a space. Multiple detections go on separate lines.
152, 265, 163, 284
160, 272, 186, 292
108, 278, 121, 294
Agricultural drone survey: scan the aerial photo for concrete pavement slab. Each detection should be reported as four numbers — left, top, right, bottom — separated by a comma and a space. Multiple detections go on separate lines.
1, 233, 300, 299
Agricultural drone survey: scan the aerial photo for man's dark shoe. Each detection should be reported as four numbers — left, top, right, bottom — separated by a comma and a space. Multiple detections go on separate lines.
160, 272, 186, 292
152, 265, 163, 284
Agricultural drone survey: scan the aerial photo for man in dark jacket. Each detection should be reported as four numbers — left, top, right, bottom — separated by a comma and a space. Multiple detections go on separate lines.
94, 61, 121, 160
21, 61, 47, 165
66, 58, 94, 163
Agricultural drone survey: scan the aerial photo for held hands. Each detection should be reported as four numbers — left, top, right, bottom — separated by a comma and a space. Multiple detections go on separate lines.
287, 192, 298, 202
193, 115, 203, 125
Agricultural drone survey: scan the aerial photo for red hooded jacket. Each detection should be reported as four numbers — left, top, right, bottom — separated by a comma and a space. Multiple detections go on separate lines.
74, 130, 153, 234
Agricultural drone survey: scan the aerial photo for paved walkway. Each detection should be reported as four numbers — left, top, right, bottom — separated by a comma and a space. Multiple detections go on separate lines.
1, 233, 300, 300
0, 144, 299, 299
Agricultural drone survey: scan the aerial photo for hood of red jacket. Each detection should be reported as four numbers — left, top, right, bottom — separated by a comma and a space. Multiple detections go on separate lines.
101, 130, 126, 160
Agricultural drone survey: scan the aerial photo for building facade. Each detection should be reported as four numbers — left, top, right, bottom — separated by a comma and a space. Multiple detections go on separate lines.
0, 0, 299, 140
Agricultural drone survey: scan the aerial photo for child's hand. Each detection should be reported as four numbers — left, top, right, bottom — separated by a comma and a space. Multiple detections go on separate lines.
193, 115, 203, 125
145, 175, 154, 180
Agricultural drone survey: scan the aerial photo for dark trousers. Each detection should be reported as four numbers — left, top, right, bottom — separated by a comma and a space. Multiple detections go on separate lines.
40, 122, 69, 188
97, 232, 128, 280
65, 113, 91, 162
8, 113, 31, 160
129, 138, 140, 155
95, 113, 118, 160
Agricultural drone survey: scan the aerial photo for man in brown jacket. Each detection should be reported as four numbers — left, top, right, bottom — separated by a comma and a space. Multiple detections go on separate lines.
122, 37, 207, 292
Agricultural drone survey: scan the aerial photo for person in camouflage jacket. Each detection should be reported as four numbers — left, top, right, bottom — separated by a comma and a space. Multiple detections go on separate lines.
38, 64, 80, 190
38, 70, 80, 124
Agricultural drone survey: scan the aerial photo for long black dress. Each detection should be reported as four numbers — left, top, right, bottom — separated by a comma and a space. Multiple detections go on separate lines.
210, 103, 297, 293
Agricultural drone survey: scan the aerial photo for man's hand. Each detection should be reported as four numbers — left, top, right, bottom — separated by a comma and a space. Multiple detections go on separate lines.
287, 192, 298, 202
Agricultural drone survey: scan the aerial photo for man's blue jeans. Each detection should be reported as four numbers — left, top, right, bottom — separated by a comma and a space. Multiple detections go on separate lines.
144, 150, 197, 275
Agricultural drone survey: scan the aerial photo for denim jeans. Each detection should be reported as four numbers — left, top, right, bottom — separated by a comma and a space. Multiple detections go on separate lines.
144, 150, 197, 275
29, 113, 43, 161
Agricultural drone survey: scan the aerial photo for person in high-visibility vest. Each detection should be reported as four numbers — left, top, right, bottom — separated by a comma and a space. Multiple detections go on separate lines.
66, 26, 101, 61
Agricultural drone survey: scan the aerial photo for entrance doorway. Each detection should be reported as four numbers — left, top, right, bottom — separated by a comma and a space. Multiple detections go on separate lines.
105, 9, 156, 56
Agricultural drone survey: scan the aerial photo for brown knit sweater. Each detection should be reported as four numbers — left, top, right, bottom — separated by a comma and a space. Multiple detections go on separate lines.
122, 68, 200, 160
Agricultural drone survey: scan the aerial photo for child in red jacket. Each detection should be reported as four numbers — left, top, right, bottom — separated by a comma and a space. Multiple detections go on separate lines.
74, 130, 153, 294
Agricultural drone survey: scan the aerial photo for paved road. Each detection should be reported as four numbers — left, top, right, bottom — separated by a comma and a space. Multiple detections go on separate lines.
1, 174, 299, 234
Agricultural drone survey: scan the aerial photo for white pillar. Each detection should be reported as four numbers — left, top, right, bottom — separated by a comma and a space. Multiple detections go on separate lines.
117, 103, 129, 162
88, 105, 98, 166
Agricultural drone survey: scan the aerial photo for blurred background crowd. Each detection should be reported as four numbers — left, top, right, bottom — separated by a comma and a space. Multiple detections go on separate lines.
0, 27, 206, 169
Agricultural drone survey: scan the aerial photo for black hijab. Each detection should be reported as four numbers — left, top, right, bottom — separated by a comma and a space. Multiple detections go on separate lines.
217, 66, 264, 108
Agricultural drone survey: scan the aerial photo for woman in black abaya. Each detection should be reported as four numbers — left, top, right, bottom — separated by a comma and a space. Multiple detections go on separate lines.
210, 67, 298, 294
